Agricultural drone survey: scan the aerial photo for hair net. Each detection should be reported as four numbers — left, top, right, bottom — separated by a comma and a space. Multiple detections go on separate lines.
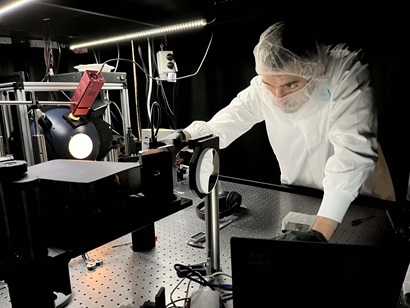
254, 22, 324, 79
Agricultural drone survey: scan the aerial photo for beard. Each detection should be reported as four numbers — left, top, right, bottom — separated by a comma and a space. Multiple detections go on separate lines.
261, 79, 315, 113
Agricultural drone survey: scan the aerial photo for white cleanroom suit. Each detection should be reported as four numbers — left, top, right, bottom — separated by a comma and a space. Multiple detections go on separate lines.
185, 44, 395, 223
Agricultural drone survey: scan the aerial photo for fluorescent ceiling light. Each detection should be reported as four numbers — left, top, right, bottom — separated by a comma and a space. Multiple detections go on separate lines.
0, 0, 35, 18
70, 18, 207, 50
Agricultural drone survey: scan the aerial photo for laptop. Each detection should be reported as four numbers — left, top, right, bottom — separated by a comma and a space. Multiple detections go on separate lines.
230, 237, 410, 308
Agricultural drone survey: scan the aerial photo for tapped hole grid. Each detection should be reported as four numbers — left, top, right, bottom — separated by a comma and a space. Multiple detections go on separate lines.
67, 182, 234, 308
0, 180, 388, 307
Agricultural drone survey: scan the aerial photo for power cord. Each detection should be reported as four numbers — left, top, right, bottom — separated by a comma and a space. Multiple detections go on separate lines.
174, 264, 232, 292
173, 264, 232, 308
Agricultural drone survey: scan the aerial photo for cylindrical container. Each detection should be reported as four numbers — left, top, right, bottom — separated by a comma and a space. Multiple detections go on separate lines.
0, 160, 55, 307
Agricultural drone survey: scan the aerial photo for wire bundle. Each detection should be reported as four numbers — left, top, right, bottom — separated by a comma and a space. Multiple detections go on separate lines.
168, 263, 233, 308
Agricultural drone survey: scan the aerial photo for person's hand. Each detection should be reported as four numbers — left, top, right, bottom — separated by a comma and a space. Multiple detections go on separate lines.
273, 229, 327, 242
150, 130, 187, 152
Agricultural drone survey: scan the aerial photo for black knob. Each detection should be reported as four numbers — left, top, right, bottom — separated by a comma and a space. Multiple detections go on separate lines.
0, 160, 27, 182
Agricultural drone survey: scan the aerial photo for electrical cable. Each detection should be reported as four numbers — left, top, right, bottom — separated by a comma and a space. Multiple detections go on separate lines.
165, 297, 189, 308
131, 40, 142, 142
28, 103, 59, 158
173, 32, 213, 81
183, 277, 194, 307
137, 44, 148, 76
146, 37, 154, 124
168, 276, 190, 308
174, 264, 233, 291
93, 33, 214, 149
155, 83, 176, 129
97, 31, 214, 82
173, 263, 233, 307
107, 100, 124, 135
55, 44, 61, 75
92, 48, 100, 64
114, 43, 120, 72
174, 264, 213, 289
150, 39, 159, 77
149, 101, 161, 140
159, 83, 175, 118
40, 17, 53, 82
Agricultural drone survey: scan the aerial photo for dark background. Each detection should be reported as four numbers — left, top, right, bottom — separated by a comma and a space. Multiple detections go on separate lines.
0, 0, 408, 200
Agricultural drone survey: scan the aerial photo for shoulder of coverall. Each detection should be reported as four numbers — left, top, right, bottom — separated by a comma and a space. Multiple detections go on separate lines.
250, 75, 262, 86
324, 44, 369, 74
323, 44, 371, 88
231, 76, 267, 115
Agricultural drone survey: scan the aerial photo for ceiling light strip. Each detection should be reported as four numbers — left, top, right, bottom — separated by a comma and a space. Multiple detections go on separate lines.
70, 18, 207, 50
0, 0, 35, 18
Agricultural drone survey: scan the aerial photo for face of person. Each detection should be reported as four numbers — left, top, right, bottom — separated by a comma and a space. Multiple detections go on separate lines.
261, 74, 310, 98
260, 74, 313, 113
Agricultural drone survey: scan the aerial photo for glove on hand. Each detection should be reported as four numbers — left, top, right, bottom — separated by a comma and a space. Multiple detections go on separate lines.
274, 229, 327, 242
153, 130, 187, 152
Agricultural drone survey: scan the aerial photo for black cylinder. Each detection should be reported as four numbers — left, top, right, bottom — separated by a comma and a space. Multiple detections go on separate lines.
0, 159, 55, 307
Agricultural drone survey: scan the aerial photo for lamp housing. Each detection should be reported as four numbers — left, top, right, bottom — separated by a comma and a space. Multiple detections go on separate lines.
30, 106, 112, 161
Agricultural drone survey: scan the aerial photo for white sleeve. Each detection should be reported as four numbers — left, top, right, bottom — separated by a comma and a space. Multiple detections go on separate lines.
318, 50, 378, 222
185, 84, 264, 149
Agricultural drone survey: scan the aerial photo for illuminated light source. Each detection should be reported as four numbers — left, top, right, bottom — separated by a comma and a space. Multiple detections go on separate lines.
68, 133, 94, 159
0, 0, 35, 18
30, 105, 113, 161
69, 18, 207, 50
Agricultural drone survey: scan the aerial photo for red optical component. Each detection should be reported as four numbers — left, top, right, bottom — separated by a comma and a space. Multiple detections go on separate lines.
70, 70, 105, 117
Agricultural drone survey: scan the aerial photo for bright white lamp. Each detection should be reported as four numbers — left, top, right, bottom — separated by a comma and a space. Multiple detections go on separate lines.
68, 133, 94, 159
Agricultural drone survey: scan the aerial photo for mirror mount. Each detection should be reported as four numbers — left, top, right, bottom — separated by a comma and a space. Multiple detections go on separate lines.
188, 134, 220, 199
188, 134, 222, 274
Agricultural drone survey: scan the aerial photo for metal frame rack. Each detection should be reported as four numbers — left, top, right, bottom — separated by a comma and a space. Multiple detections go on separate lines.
0, 76, 131, 166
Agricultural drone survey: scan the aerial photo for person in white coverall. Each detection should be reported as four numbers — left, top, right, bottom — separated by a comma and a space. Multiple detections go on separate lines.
156, 21, 396, 242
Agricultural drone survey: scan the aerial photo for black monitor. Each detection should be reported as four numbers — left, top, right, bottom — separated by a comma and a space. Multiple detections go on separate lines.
231, 237, 410, 308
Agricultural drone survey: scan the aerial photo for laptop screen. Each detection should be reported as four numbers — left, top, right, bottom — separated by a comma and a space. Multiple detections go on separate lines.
230, 237, 410, 308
